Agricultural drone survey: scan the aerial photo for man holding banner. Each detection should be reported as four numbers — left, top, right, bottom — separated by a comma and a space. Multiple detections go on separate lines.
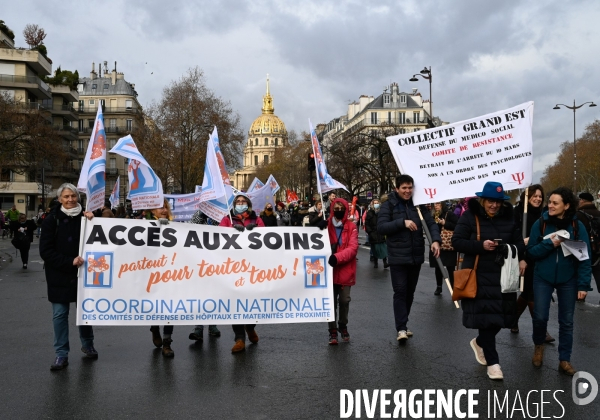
377, 174, 441, 342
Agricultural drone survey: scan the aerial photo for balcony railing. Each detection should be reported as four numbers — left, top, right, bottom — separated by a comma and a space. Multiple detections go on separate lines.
0, 74, 51, 94
107, 168, 118, 175
78, 106, 142, 114
53, 104, 77, 112
53, 125, 78, 135
13, 102, 48, 111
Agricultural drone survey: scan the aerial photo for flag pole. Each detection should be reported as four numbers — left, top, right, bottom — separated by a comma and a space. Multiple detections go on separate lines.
416, 206, 459, 309
519, 187, 529, 292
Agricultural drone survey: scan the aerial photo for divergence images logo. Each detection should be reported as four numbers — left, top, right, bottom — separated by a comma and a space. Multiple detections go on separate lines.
573, 371, 598, 406
84, 252, 113, 289
304, 256, 327, 288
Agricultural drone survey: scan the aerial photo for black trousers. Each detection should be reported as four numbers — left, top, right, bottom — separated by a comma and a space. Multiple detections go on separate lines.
18, 243, 31, 264
476, 327, 501, 366
150, 325, 173, 335
389, 264, 421, 331
232, 324, 255, 341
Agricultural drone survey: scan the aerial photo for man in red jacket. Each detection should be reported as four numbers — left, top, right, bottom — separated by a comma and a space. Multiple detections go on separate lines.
326, 198, 359, 345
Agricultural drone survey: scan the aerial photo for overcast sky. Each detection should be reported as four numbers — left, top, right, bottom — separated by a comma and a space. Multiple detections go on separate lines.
5, 0, 600, 182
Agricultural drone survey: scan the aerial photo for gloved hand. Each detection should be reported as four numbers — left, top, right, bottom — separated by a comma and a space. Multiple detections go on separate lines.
245, 223, 257, 231
317, 220, 328, 230
158, 218, 169, 225
328, 255, 337, 267
233, 224, 245, 232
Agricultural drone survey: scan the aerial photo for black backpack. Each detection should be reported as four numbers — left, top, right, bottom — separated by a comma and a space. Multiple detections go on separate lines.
577, 210, 600, 257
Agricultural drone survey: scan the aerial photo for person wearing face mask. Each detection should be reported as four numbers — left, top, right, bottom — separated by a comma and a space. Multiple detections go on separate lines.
308, 200, 325, 227
219, 194, 264, 353
324, 198, 358, 344
527, 187, 592, 375
452, 182, 526, 380
365, 199, 388, 269
146, 199, 177, 358
377, 175, 441, 343
511, 185, 554, 343
260, 203, 278, 227
274, 201, 290, 226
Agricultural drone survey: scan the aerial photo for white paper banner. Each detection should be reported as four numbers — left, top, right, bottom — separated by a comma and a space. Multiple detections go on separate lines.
77, 219, 333, 325
386, 102, 534, 205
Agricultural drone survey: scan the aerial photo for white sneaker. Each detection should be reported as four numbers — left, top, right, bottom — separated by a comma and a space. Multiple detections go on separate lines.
470, 338, 487, 366
406, 329, 413, 337
397, 330, 408, 341
487, 364, 504, 380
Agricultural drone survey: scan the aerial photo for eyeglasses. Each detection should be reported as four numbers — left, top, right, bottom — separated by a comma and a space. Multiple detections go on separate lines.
486, 199, 503, 205
235, 200, 247, 204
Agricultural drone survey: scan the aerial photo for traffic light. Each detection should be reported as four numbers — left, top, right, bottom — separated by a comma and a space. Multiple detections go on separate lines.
308, 152, 316, 171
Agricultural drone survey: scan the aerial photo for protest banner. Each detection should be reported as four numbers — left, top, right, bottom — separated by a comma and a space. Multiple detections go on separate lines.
386, 102, 534, 205
77, 104, 106, 211
77, 219, 333, 326
165, 192, 202, 222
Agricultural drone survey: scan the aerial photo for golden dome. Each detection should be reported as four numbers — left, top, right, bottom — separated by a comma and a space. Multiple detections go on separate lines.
248, 75, 287, 136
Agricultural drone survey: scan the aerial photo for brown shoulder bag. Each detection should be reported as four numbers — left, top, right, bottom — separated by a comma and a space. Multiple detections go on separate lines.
452, 215, 479, 301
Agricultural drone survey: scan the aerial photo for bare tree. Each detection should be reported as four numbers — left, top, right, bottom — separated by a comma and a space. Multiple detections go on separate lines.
138, 67, 245, 193
23, 24, 46, 48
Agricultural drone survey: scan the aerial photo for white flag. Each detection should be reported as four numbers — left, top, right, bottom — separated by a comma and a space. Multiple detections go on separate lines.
77, 104, 107, 211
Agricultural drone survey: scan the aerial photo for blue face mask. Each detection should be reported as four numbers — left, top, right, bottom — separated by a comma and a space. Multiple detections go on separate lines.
374, 204, 380, 209
235, 205, 248, 214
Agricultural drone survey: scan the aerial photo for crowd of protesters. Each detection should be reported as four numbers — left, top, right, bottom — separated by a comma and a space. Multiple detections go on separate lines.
33, 178, 597, 381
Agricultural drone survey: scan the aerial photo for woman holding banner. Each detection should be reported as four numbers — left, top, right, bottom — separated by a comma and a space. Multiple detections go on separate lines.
220, 193, 264, 353
451, 182, 525, 380
40, 183, 96, 371
511, 185, 554, 343
146, 199, 177, 358
526, 187, 591, 375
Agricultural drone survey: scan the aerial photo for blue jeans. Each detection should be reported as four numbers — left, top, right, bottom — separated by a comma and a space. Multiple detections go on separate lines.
532, 276, 578, 361
52, 303, 94, 357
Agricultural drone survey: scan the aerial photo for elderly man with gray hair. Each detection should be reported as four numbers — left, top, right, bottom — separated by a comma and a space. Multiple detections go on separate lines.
39, 183, 96, 371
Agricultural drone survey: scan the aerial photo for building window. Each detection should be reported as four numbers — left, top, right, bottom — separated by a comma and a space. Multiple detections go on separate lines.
92, 84, 97, 89
0, 169, 13, 182
399, 128, 406, 134
78, 159, 83, 169
89, 99, 95, 105
370, 112, 378, 124
125, 99, 132, 109
274, 138, 278, 146
264, 138, 268, 146
109, 158, 116, 169
109, 139, 116, 149
264, 155, 269, 164
413, 112, 420, 123
78, 100, 84, 110
399, 113, 405, 124
100, 99, 105, 108
255, 138, 258, 146
384, 95, 390, 104
78, 139, 83, 151
103, 84, 109, 89
388, 112, 392, 123
274, 127, 278, 133
78, 120, 84, 132
88, 119, 94, 129
254, 155, 258, 165
109, 118, 117, 129
126, 119, 132, 131
400, 95, 406, 103
77, 83, 84, 93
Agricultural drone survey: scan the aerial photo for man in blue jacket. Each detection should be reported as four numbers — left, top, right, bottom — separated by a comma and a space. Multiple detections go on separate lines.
377, 174, 441, 342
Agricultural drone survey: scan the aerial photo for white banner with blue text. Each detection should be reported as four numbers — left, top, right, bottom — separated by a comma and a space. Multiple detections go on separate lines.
386, 102, 534, 205
77, 218, 333, 325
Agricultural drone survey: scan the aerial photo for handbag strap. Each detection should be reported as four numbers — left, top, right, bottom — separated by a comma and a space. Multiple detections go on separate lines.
473, 215, 480, 270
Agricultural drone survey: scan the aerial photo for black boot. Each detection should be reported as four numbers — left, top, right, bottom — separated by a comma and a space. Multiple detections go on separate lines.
434, 286, 442, 295
511, 295, 528, 333
373, 259, 378, 268
383, 257, 389, 268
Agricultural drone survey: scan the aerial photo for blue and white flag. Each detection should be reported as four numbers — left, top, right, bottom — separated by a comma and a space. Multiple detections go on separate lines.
232, 186, 274, 213
109, 135, 163, 210
200, 135, 227, 202
309, 119, 348, 194
266, 174, 280, 195
109, 176, 120, 209
210, 127, 234, 207
247, 177, 264, 193
77, 104, 107, 211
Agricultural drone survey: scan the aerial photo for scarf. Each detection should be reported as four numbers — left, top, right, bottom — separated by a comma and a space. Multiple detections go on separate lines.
61, 203, 82, 217
547, 215, 571, 230
332, 218, 343, 227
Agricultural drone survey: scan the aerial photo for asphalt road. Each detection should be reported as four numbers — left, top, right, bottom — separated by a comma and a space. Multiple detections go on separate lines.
0, 232, 599, 419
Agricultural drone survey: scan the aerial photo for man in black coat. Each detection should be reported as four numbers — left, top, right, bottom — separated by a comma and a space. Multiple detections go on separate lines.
377, 174, 441, 341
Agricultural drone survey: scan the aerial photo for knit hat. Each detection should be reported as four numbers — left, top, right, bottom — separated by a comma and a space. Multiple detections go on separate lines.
579, 192, 594, 202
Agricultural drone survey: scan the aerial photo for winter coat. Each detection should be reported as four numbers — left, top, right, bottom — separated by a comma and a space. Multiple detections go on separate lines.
220, 210, 265, 228
526, 211, 592, 292
275, 209, 290, 226
451, 198, 524, 329
327, 198, 358, 286
577, 203, 600, 238
39, 207, 84, 303
308, 206, 325, 227
429, 209, 459, 268
15, 219, 36, 244
260, 211, 278, 227
377, 192, 441, 265
365, 209, 385, 244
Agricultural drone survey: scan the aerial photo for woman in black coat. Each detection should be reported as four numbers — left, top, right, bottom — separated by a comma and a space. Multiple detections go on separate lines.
260, 203, 278, 227
365, 199, 388, 268
429, 202, 458, 295
451, 182, 525, 381
13, 213, 37, 269
39, 183, 96, 371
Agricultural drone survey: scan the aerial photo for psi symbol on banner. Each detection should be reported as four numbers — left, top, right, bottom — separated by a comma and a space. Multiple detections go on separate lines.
424, 188, 437, 200
511, 172, 525, 185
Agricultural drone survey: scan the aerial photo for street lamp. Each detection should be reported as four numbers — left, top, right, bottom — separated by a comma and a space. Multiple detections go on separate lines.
409, 66, 433, 126
553, 100, 597, 192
